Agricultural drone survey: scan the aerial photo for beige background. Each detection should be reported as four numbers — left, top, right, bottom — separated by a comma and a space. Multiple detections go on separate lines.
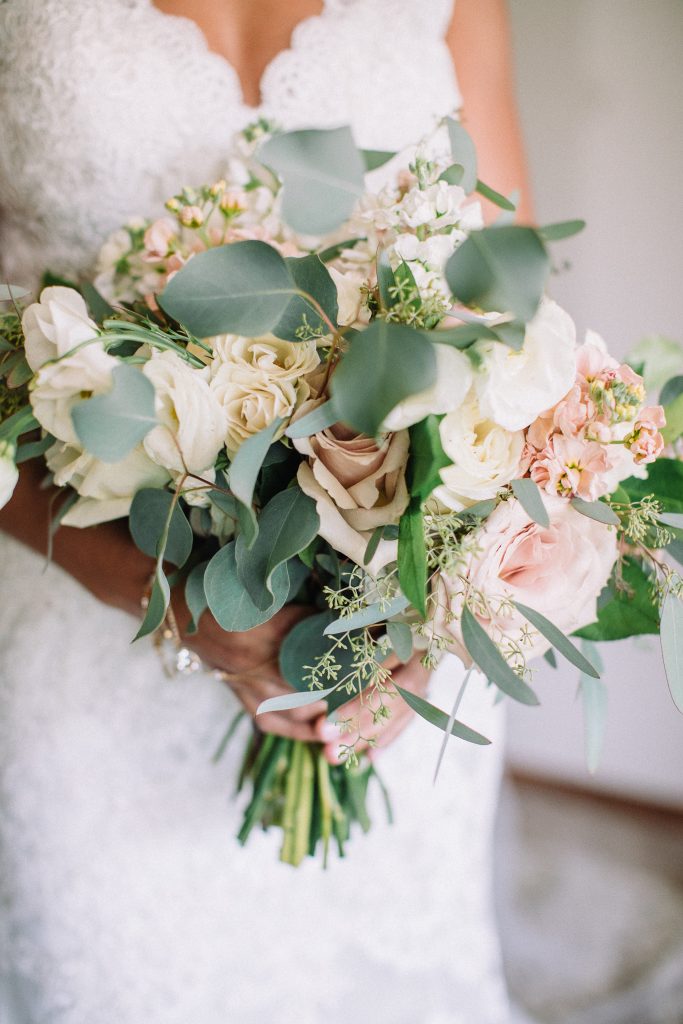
504, 0, 683, 806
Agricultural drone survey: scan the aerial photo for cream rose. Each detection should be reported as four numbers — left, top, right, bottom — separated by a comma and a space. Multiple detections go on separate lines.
21, 286, 99, 371
382, 344, 472, 432
142, 350, 227, 476
210, 334, 318, 455
293, 415, 409, 575
0, 442, 19, 510
434, 393, 525, 509
439, 494, 618, 664
475, 298, 577, 431
47, 440, 169, 527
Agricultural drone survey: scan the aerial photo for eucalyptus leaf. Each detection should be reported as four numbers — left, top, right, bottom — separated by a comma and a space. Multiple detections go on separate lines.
0, 284, 29, 301
184, 559, 209, 633
71, 364, 157, 462
387, 621, 413, 663
363, 526, 384, 566
394, 684, 491, 745
461, 605, 539, 705
513, 601, 600, 677
659, 375, 683, 406
273, 254, 338, 342
361, 149, 396, 171
659, 513, 683, 530
228, 417, 284, 547
257, 684, 340, 716
15, 434, 54, 464
279, 611, 373, 713
331, 320, 437, 436
446, 118, 478, 195
660, 592, 683, 713
204, 541, 290, 631
445, 226, 549, 323
259, 126, 365, 234
129, 489, 193, 567
323, 594, 410, 635
581, 668, 608, 775
377, 253, 396, 311
538, 220, 586, 242
662, 393, 683, 444
407, 415, 452, 502
285, 400, 337, 439
575, 557, 659, 641
511, 478, 550, 528
398, 500, 427, 619
81, 281, 115, 323
439, 164, 465, 186
134, 569, 170, 641
159, 241, 295, 337
571, 496, 620, 526
544, 648, 558, 670
475, 180, 516, 211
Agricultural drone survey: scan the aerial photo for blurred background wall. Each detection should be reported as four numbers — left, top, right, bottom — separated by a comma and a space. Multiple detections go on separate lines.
504, 0, 683, 808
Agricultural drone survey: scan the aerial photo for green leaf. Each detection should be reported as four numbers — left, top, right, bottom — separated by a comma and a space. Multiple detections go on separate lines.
446, 118, 478, 194
512, 478, 550, 528
81, 281, 114, 323
323, 594, 410, 635
284, 400, 337, 439
71, 364, 157, 462
475, 180, 516, 211
363, 526, 384, 566
377, 253, 397, 311
0, 284, 29, 301
361, 149, 396, 171
580, 640, 608, 775
660, 513, 683, 530
621, 459, 683, 513
228, 417, 284, 546
129, 488, 193, 567
660, 375, 683, 406
159, 241, 295, 338
235, 487, 319, 610
662, 392, 683, 444
575, 557, 660, 641
544, 648, 558, 669
666, 540, 683, 567
134, 569, 170, 641
461, 605, 539, 705
387, 621, 413, 663
398, 500, 428, 619
407, 415, 452, 501
661, 592, 683, 712
439, 164, 465, 186
513, 601, 600, 677
394, 684, 491, 745
256, 684, 340, 716
259, 126, 365, 235
445, 226, 549, 323
331, 320, 437, 436
538, 220, 586, 242
15, 434, 54, 464
184, 559, 209, 633
279, 611, 373, 713
459, 498, 497, 519
204, 541, 290, 631
571, 496, 620, 527
273, 254, 338, 342
317, 237, 364, 263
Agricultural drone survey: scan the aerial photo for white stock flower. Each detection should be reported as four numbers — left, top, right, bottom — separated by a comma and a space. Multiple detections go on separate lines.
382, 344, 472, 432
142, 350, 227, 476
399, 180, 466, 230
0, 442, 19, 510
475, 298, 577, 431
434, 393, 525, 510
47, 440, 169, 527
328, 267, 369, 327
209, 334, 318, 454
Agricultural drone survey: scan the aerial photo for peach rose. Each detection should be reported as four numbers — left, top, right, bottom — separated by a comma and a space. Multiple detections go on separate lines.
437, 493, 618, 664
293, 412, 409, 575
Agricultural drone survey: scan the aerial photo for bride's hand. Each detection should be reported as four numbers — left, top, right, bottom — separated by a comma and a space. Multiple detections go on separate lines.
313, 654, 430, 764
183, 603, 328, 742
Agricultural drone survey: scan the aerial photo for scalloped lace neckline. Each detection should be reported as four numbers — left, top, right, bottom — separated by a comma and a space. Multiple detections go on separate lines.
145, 0, 330, 112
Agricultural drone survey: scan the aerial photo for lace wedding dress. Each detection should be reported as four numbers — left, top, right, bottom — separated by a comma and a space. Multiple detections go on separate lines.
0, 2, 510, 1021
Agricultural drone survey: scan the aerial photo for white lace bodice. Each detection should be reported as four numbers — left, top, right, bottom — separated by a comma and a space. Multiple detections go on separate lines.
0, 4, 512, 1022
0, 0, 460, 288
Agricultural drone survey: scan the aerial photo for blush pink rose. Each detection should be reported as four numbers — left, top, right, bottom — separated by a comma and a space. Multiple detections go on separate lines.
436, 493, 618, 664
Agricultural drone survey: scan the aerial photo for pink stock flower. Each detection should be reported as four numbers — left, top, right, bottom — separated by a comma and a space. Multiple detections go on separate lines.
629, 405, 666, 464
529, 435, 609, 500
142, 218, 176, 262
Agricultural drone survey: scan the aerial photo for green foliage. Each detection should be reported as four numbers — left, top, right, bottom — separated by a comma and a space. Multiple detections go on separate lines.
160, 241, 295, 338
323, 595, 409, 635
621, 459, 683, 513
461, 605, 539, 705
259, 126, 365, 234
445, 226, 549, 324
274, 255, 339, 342
398, 500, 428, 619
511, 478, 550, 528
407, 415, 452, 501
579, 640, 607, 775
228, 417, 284, 546
361, 149, 396, 171
129, 488, 193, 567
0, 284, 29, 301
513, 601, 600, 677
235, 488, 319, 610
184, 559, 209, 634
660, 375, 683, 406
575, 557, 660, 641
285, 400, 337, 440
394, 684, 490, 745
80, 281, 114, 323
387, 621, 413, 662
537, 220, 586, 241
660, 592, 683, 712
446, 117, 478, 194
71, 364, 157, 462
331, 320, 437, 436
662, 392, 683, 444
475, 180, 516, 212
571, 496, 620, 526
204, 541, 290, 631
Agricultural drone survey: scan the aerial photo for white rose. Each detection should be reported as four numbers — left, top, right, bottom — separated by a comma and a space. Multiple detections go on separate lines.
328, 267, 369, 327
30, 349, 117, 444
22, 286, 99, 371
47, 440, 169, 527
382, 344, 472, 432
142, 350, 227, 476
211, 371, 300, 456
434, 393, 525, 510
209, 334, 319, 382
475, 298, 577, 431
0, 442, 19, 510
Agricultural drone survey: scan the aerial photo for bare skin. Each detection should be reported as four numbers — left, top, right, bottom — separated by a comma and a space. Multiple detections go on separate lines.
0, 0, 530, 760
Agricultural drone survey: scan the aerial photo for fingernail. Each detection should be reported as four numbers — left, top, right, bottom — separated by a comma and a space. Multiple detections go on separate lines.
319, 720, 342, 743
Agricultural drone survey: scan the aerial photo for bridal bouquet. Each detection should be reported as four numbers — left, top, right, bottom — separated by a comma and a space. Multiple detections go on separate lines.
1, 119, 682, 866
